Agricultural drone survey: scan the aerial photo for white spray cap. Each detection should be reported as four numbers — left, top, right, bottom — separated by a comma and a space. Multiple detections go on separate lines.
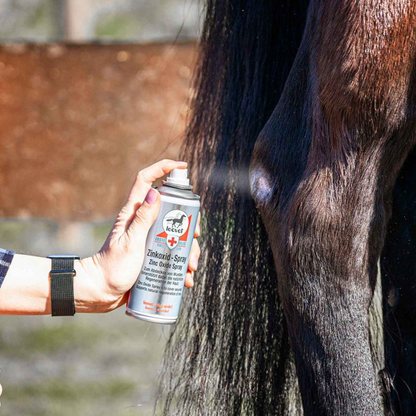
166, 168, 190, 186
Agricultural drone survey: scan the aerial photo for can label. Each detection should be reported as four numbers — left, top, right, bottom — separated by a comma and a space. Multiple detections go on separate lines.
127, 193, 200, 323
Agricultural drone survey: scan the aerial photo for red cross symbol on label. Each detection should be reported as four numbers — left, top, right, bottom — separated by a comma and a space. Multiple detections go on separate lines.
168, 236, 178, 247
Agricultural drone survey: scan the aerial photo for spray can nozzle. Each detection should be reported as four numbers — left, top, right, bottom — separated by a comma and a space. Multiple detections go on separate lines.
165, 168, 190, 187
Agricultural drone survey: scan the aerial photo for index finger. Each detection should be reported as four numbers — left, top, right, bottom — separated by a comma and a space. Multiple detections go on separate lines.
140, 159, 187, 184
127, 159, 187, 204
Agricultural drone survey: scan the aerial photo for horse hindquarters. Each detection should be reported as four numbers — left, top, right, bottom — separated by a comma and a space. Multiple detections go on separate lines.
250, 1, 416, 414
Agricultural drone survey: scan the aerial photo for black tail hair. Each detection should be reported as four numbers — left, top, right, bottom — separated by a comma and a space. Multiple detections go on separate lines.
159, 1, 309, 414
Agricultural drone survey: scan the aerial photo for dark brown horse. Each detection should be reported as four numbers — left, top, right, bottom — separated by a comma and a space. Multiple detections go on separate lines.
160, 1, 416, 415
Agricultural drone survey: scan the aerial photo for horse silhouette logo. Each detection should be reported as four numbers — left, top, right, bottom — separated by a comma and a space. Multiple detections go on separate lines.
166, 214, 187, 227
162, 210, 189, 250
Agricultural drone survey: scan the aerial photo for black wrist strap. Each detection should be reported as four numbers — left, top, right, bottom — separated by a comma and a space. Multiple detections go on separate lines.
48, 256, 77, 316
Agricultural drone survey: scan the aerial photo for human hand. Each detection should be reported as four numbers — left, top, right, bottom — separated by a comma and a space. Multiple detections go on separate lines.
79, 160, 201, 313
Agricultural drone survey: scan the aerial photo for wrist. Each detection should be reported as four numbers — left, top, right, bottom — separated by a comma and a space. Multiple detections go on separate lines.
74, 257, 117, 313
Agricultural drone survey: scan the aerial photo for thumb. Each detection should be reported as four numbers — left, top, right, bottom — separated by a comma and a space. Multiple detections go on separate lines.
127, 188, 161, 241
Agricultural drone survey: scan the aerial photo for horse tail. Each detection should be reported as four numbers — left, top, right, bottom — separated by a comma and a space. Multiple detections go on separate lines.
159, 1, 309, 415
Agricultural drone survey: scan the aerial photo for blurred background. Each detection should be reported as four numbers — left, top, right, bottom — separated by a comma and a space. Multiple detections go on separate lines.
0, 1, 201, 415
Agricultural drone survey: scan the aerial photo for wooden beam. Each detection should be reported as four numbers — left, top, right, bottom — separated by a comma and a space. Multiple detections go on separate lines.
0, 42, 196, 220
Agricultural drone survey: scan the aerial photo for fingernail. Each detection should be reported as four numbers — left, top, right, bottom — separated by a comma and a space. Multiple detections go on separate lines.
192, 257, 198, 270
145, 188, 158, 205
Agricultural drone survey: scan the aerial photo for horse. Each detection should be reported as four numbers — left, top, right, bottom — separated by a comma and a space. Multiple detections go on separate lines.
166, 214, 187, 227
159, 1, 416, 415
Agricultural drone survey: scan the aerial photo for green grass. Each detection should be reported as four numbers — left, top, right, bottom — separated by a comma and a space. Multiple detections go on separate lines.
0, 312, 167, 416
95, 14, 141, 40
0, 220, 168, 415
0, 323, 103, 357
0, 314, 167, 416
0, 221, 28, 241
1, 379, 143, 416
5, 378, 136, 401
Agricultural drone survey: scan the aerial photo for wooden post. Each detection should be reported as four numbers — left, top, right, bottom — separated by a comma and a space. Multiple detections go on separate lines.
64, 0, 96, 41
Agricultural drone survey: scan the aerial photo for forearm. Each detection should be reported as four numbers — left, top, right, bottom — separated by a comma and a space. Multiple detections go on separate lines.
0, 254, 108, 315
0, 161, 198, 316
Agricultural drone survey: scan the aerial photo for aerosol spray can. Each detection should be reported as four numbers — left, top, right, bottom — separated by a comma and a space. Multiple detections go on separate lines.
126, 169, 200, 324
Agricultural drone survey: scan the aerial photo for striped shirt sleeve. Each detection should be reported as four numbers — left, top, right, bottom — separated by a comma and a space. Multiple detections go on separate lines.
0, 248, 14, 288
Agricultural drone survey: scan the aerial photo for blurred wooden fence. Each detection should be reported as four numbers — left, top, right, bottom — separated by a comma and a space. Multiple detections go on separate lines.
0, 42, 196, 220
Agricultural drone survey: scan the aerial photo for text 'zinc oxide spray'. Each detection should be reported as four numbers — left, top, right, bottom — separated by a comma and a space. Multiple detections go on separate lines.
126, 168, 200, 324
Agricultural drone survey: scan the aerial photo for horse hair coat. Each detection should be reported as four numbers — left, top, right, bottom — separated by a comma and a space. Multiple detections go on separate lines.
159, 1, 416, 415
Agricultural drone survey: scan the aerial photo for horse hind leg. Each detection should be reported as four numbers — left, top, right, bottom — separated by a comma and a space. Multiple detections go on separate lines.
381, 146, 416, 415
251, 1, 416, 414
